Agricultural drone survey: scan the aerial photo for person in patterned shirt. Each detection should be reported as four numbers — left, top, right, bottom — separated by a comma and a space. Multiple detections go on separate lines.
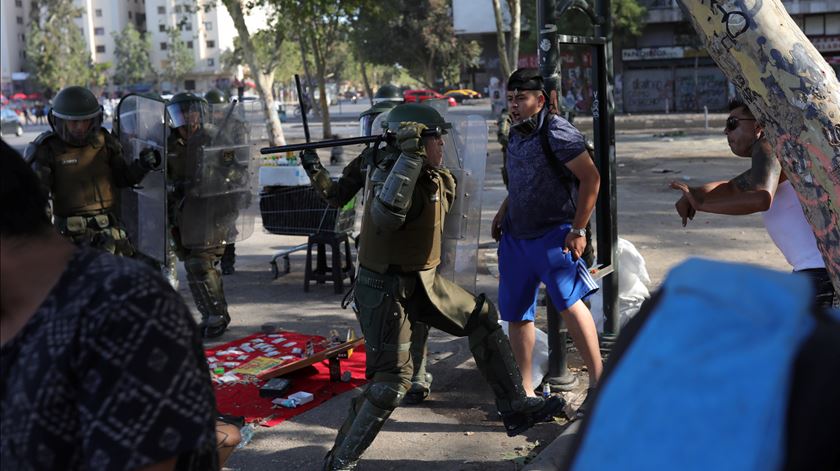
1, 138, 220, 470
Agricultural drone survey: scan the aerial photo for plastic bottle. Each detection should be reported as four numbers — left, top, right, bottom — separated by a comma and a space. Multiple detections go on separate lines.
542, 383, 551, 398
236, 424, 254, 450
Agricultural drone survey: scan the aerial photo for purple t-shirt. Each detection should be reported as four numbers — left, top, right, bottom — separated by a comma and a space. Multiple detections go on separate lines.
503, 110, 587, 239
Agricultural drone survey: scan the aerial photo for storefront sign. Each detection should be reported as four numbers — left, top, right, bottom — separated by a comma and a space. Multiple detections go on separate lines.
622, 47, 685, 61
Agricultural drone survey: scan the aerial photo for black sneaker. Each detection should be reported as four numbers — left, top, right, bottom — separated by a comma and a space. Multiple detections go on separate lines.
501, 395, 566, 437
575, 388, 596, 419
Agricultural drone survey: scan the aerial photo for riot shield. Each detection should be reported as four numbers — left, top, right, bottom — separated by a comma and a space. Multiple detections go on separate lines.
437, 115, 487, 292
116, 94, 168, 263
179, 102, 258, 249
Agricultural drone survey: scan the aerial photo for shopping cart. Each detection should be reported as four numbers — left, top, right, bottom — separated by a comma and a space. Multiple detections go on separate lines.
259, 185, 356, 282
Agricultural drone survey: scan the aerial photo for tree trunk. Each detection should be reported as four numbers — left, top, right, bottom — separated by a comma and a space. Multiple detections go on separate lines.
297, 36, 318, 119
310, 37, 332, 139
360, 60, 374, 106
221, 0, 285, 146
492, 0, 511, 79
677, 0, 840, 294
507, 0, 521, 72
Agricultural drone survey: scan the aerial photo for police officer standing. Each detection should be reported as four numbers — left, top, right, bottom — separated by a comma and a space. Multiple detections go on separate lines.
26, 86, 158, 255
304, 101, 435, 405
166, 92, 247, 338
304, 104, 563, 470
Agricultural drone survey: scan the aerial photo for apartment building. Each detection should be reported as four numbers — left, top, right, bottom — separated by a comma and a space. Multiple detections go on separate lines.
1, 0, 268, 94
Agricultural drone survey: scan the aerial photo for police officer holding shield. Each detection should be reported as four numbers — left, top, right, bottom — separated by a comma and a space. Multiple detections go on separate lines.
166, 92, 251, 338
303, 103, 564, 470
26, 86, 158, 255
205, 89, 238, 276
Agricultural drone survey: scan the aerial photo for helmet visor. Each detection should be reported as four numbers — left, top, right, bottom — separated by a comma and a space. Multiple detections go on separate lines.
52, 114, 101, 146
167, 100, 207, 130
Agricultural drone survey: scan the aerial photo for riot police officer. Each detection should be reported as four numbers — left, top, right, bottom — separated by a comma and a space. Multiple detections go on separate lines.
205, 89, 237, 276
304, 101, 434, 405
166, 92, 249, 338
26, 86, 158, 255
304, 104, 564, 470
371, 84, 405, 104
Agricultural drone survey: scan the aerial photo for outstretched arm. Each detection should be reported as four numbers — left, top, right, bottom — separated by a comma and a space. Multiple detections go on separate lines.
672, 138, 780, 224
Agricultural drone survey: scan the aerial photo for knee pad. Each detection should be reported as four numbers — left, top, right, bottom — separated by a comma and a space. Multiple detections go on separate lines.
364, 382, 405, 411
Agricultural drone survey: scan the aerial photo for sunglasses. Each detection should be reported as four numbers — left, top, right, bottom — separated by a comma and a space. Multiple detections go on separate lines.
726, 116, 756, 131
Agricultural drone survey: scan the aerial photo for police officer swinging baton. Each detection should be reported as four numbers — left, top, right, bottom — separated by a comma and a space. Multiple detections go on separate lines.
260, 74, 381, 155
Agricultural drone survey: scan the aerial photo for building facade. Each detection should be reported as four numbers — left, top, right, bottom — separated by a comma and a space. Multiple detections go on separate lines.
452, 0, 839, 113
0, 0, 268, 95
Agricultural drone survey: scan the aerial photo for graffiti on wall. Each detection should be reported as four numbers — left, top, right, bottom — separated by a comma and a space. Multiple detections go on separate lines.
623, 69, 673, 113
674, 67, 729, 111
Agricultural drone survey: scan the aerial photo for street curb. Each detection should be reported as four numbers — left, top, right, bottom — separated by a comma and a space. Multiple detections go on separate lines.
523, 420, 581, 471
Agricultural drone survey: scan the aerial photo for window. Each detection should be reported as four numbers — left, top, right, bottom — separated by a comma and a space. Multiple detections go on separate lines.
15, 0, 22, 7
183, 22, 191, 31
175, 5, 181, 13
16, 16, 23, 24
186, 41, 193, 49
96, 45, 105, 53
184, 80, 196, 90
128, 11, 132, 19
826, 13, 840, 35
159, 24, 166, 32
804, 15, 825, 35
206, 40, 215, 48
95, 9, 102, 17
160, 42, 168, 50
207, 58, 214, 67
157, 6, 165, 14
94, 27, 105, 36
203, 21, 212, 31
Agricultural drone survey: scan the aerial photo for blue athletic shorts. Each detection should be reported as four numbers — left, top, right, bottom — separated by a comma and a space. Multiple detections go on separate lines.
498, 224, 599, 322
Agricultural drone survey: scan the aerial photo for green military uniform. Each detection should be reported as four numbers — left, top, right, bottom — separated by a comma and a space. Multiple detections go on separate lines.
26, 86, 152, 255
166, 92, 247, 338
311, 104, 563, 471
307, 100, 434, 405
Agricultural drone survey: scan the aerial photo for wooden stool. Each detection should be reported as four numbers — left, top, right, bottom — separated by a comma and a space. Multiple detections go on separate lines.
304, 232, 355, 294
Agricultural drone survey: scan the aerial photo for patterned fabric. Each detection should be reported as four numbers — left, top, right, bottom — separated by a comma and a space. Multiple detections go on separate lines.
503, 110, 586, 239
1, 247, 218, 471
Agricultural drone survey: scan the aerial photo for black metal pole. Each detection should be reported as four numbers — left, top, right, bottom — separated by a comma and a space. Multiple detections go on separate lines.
593, 0, 620, 348
294, 74, 311, 143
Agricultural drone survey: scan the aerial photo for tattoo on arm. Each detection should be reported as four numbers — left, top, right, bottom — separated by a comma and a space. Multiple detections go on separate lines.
731, 169, 753, 191
730, 139, 781, 193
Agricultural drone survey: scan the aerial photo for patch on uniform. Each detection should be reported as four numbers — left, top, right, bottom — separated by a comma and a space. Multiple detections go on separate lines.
222, 150, 235, 165
61, 159, 79, 165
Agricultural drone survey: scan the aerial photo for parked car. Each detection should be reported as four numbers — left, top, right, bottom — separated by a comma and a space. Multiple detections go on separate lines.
444, 89, 482, 103
403, 89, 457, 107
0, 108, 23, 137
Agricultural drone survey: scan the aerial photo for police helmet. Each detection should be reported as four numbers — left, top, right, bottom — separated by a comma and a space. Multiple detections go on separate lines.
373, 84, 404, 104
167, 92, 208, 136
48, 86, 103, 146
204, 89, 227, 104
358, 101, 398, 136
385, 103, 451, 137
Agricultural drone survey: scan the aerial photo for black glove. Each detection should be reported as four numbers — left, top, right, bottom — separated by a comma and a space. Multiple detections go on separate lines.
299, 149, 322, 174
139, 147, 162, 170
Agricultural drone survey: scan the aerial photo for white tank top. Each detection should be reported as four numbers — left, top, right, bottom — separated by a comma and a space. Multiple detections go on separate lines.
761, 180, 825, 271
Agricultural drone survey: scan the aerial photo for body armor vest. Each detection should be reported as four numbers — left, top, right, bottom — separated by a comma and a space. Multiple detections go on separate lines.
358, 169, 451, 273
51, 130, 116, 216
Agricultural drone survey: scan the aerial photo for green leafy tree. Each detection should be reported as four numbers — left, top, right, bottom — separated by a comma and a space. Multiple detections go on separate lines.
24, 0, 93, 94
162, 28, 195, 91
273, 0, 365, 139
351, 0, 481, 89
112, 23, 153, 87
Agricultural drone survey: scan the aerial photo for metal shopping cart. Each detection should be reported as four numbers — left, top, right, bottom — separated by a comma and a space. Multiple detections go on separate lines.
259, 185, 357, 292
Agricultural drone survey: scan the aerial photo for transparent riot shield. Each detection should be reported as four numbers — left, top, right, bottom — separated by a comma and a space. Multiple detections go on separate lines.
438, 115, 487, 292
179, 102, 258, 249
116, 94, 167, 263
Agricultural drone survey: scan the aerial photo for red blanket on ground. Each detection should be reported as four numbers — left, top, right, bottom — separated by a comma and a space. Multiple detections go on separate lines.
205, 332, 367, 427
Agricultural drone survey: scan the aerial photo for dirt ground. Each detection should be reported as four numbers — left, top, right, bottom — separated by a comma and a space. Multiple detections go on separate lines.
191, 107, 790, 470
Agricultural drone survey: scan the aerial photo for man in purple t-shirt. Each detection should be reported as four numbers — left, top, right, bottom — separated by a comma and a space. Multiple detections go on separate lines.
492, 69, 603, 417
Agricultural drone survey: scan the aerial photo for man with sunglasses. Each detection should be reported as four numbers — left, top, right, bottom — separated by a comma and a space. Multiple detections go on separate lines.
319, 104, 564, 470
671, 99, 836, 307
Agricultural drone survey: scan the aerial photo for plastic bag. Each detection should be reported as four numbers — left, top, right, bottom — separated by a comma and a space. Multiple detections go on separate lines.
589, 238, 651, 333
500, 321, 549, 389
